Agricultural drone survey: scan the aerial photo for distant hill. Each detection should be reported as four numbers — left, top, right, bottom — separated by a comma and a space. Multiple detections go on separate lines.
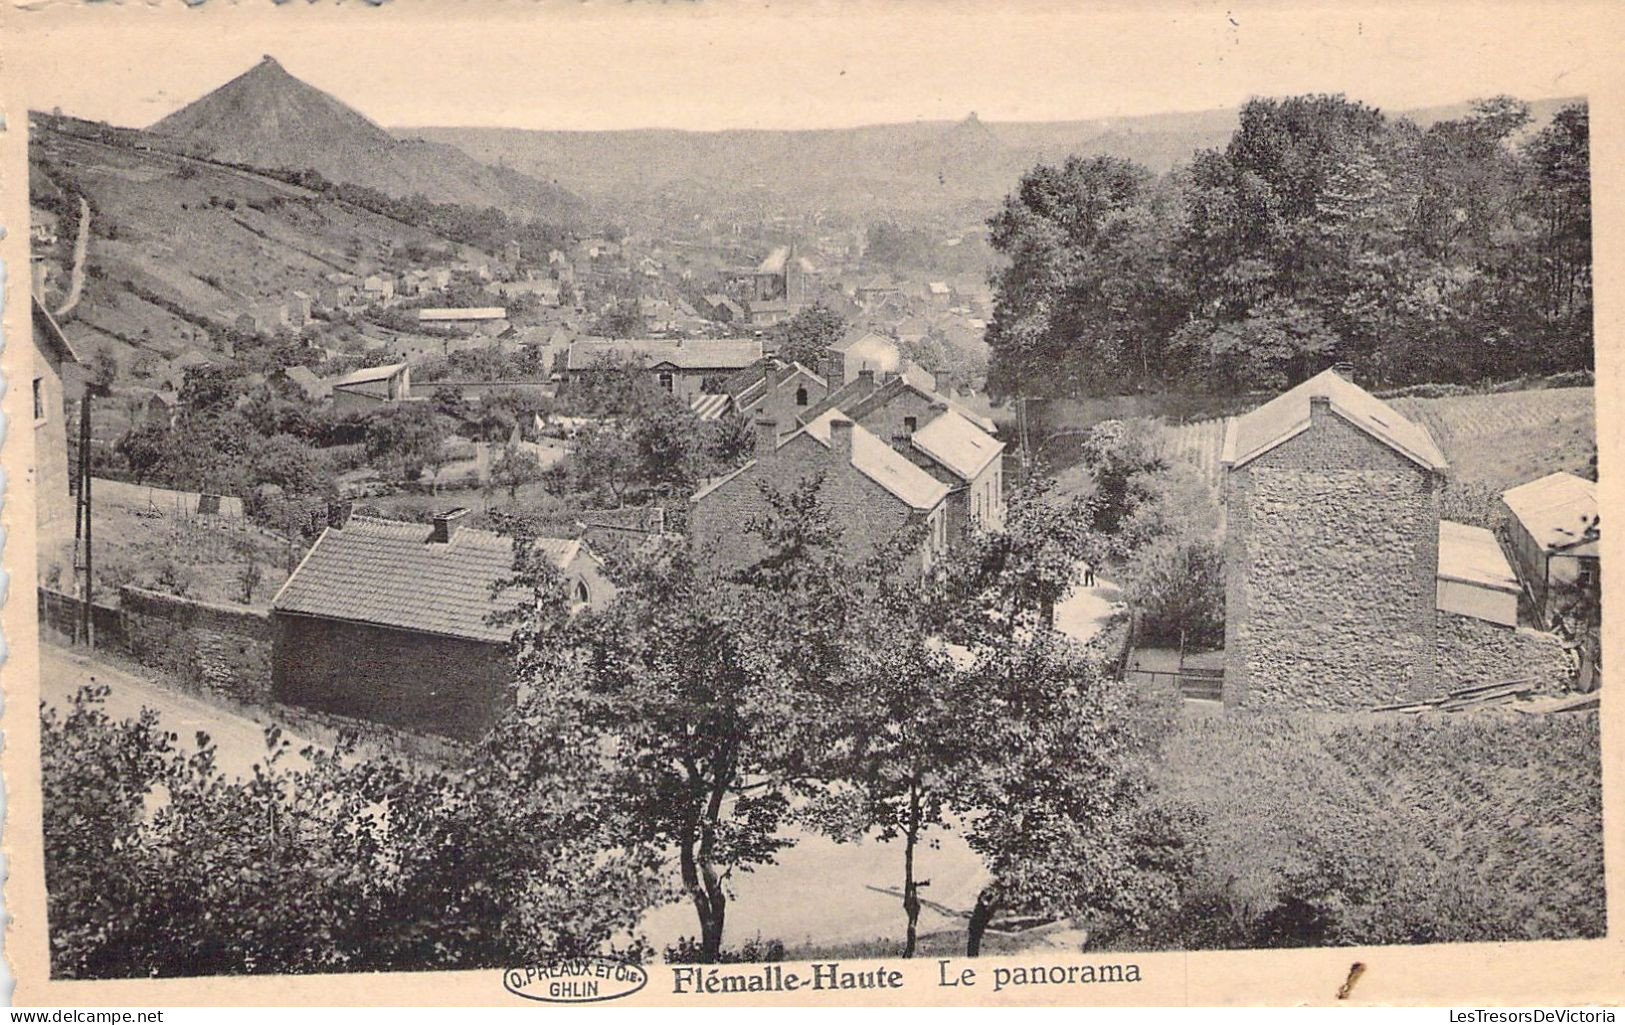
28, 118, 481, 371
148, 56, 585, 226
407, 97, 1581, 223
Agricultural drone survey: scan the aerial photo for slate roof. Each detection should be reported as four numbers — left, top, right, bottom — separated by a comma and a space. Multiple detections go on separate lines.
272, 516, 580, 643
566, 338, 763, 372
734, 361, 827, 411
1438, 520, 1521, 593
1220, 368, 1449, 472
912, 409, 1005, 481
798, 409, 951, 511
1502, 472, 1600, 555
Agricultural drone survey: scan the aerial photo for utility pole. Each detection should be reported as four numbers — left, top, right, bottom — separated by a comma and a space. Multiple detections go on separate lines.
74, 383, 107, 649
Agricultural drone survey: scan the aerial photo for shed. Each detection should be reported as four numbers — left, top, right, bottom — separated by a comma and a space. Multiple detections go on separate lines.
1501, 471, 1599, 624
1436, 520, 1520, 627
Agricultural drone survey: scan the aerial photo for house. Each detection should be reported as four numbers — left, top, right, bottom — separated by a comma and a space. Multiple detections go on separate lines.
910, 409, 1006, 535
823, 328, 936, 389
271, 509, 613, 740
925, 281, 952, 310
30, 289, 82, 554
284, 365, 333, 403
331, 363, 412, 414
1219, 368, 1450, 711
564, 338, 764, 402
1218, 368, 1574, 710
362, 274, 396, 303
417, 307, 510, 336
1501, 471, 1600, 626
701, 293, 745, 324
690, 411, 951, 574
731, 359, 831, 436
1436, 520, 1521, 628
732, 244, 818, 326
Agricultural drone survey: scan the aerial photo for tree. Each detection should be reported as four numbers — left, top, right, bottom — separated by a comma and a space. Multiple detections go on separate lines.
492, 446, 544, 503
771, 301, 846, 369
364, 404, 448, 485
567, 424, 640, 505
178, 363, 244, 416
42, 686, 663, 978
505, 477, 856, 961
1124, 535, 1224, 650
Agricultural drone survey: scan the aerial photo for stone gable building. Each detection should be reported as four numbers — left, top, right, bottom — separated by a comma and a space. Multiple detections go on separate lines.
1219, 369, 1450, 710
271, 509, 613, 739
689, 412, 951, 574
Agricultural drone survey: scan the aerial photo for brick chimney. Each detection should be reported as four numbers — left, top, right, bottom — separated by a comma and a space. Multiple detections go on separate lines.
857, 368, 875, 389
755, 417, 778, 461
764, 359, 780, 395
1309, 393, 1332, 428
327, 500, 353, 530
430, 507, 469, 544
828, 417, 854, 466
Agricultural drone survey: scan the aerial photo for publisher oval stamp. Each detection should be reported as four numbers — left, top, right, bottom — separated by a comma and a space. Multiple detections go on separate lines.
503, 956, 649, 1003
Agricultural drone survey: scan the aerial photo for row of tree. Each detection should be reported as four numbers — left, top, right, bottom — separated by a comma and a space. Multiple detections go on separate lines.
985, 96, 1592, 398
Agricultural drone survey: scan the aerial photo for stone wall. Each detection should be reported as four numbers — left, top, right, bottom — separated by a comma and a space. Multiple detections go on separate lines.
119, 586, 274, 702
272, 613, 511, 742
1436, 610, 1572, 692
1224, 404, 1441, 711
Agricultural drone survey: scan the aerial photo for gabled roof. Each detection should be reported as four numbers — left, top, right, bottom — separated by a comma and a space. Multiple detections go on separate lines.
272, 515, 582, 643
332, 363, 407, 388
841, 374, 997, 435
796, 374, 884, 427
689, 393, 733, 421
734, 361, 828, 410
830, 327, 898, 357
1438, 520, 1520, 593
1220, 368, 1448, 472
566, 338, 763, 372
31, 295, 81, 365
1502, 472, 1599, 554
798, 409, 951, 511
912, 409, 1005, 481
418, 307, 507, 321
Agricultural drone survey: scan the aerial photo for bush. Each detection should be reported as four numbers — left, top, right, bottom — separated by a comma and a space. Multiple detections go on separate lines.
1125, 535, 1224, 649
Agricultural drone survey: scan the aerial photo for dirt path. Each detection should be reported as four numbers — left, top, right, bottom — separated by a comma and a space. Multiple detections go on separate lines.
40, 643, 316, 777
54, 197, 91, 317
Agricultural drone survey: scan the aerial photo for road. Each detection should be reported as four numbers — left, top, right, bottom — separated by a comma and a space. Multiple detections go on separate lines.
55, 197, 91, 317
40, 643, 316, 777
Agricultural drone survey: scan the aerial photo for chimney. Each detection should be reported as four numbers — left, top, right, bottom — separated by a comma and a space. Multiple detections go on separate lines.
764, 359, 780, 395
755, 417, 778, 460
326, 500, 352, 530
1309, 393, 1332, 427
829, 417, 855, 465
1331, 361, 1356, 381
430, 507, 469, 544
857, 368, 876, 389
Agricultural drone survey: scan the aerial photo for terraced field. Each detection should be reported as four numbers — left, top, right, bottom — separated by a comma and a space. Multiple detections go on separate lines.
1157, 386, 1595, 492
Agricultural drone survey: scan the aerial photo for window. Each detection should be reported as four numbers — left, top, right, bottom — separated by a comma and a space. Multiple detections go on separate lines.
33, 377, 44, 422
903, 415, 918, 434
658, 372, 674, 393
573, 580, 591, 605
796, 386, 808, 407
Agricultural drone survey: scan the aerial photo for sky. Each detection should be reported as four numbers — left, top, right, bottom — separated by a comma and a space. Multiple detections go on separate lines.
3, 0, 1611, 132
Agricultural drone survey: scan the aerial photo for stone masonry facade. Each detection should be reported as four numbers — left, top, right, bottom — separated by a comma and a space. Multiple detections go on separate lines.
1224, 400, 1441, 710
689, 425, 939, 574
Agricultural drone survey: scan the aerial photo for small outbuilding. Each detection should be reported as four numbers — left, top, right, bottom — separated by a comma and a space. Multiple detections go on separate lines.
1436, 520, 1520, 628
1501, 471, 1600, 626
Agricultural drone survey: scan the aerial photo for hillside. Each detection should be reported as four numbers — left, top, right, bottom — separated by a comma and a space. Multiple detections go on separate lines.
407, 97, 1580, 223
28, 121, 469, 370
147, 56, 584, 226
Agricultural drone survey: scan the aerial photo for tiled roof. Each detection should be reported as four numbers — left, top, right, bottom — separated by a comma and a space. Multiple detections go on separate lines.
796, 375, 883, 428
912, 409, 1005, 481
1221, 368, 1448, 472
734, 361, 827, 410
799, 409, 951, 511
1502, 472, 1599, 554
566, 338, 763, 372
272, 516, 579, 643
1438, 520, 1520, 593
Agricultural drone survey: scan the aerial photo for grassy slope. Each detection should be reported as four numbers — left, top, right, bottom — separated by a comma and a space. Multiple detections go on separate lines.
31, 127, 453, 371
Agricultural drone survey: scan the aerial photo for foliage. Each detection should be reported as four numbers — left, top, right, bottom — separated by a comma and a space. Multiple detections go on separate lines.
986, 96, 1593, 399
1124, 535, 1224, 650
769, 301, 847, 369
363, 404, 450, 485
42, 686, 661, 978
